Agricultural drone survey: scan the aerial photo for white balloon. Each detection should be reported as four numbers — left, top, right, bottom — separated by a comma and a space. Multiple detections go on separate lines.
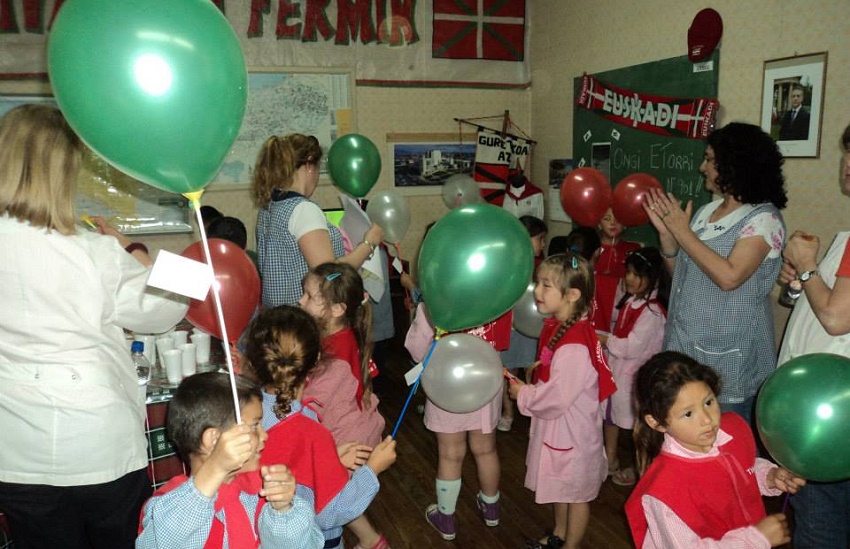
512, 282, 546, 338
366, 191, 411, 244
441, 174, 481, 210
421, 333, 503, 414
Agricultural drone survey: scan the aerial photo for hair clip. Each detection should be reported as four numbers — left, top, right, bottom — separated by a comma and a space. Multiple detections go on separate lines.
361, 292, 370, 305
325, 272, 341, 281
630, 251, 649, 265
571, 256, 579, 270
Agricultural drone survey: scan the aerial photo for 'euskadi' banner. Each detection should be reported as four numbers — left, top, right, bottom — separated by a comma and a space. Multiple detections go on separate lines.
576, 75, 718, 139
0, 0, 530, 88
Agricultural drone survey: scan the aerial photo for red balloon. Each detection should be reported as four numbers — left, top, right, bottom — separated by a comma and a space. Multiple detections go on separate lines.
559, 168, 612, 227
612, 173, 664, 227
181, 239, 260, 343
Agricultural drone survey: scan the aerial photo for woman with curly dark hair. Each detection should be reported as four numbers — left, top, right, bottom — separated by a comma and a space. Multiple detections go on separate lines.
642, 122, 788, 425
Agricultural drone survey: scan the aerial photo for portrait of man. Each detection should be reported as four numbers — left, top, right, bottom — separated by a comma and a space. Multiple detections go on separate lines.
778, 83, 811, 141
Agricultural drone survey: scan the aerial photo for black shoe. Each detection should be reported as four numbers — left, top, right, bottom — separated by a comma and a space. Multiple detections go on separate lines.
523, 535, 565, 549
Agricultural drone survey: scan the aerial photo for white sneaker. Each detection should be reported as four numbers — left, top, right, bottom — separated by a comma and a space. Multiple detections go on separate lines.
496, 416, 514, 432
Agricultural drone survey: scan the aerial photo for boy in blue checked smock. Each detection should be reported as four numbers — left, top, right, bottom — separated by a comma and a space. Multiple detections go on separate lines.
136, 372, 322, 549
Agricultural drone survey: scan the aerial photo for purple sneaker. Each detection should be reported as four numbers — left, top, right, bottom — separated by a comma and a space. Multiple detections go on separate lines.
425, 504, 456, 541
476, 494, 500, 526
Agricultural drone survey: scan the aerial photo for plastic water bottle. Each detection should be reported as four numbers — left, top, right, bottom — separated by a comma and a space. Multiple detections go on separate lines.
132, 341, 151, 386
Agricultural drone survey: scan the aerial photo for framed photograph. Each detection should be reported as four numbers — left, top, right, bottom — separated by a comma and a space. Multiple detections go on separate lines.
208, 67, 355, 190
760, 52, 828, 158
548, 158, 573, 188
387, 133, 477, 196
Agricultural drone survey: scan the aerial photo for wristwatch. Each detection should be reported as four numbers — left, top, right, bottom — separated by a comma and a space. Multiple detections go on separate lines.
799, 269, 819, 283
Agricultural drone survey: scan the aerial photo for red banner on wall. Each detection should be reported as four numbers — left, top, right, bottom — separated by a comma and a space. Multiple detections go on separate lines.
576, 75, 718, 139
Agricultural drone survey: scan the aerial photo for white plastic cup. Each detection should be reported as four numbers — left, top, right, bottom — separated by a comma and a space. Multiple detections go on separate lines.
190, 332, 211, 364
162, 349, 183, 385
156, 337, 175, 366
170, 330, 189, 347
179, 343, 197, 377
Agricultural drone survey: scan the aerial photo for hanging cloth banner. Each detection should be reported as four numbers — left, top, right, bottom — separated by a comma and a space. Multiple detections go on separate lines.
576, 75, 719, 139
474, 129, 531, 205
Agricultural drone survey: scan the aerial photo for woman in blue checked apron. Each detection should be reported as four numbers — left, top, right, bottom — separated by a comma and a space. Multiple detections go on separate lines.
252, 134, 384, 307
642, 122, 788, 425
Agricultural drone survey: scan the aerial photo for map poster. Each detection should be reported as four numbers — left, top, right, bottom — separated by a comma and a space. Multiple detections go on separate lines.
210, 69, 354, 189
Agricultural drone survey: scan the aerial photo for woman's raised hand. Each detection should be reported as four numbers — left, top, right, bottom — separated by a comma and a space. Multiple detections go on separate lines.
643, 188, 692, 238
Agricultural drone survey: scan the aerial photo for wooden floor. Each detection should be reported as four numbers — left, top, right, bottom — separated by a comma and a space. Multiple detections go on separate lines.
346, 334, 795, 549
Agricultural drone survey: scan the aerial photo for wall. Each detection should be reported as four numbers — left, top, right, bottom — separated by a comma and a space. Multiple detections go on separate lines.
143, 0, 849, 321
531, 0, 850, 242
141, 87, 530, 269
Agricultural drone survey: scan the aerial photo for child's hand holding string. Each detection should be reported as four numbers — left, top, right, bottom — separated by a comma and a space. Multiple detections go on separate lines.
260, 464, 297, 512
366, 435, 397, 475
767, 466, 806, 494
337, 442, 372, 471
505, 369, 525, 399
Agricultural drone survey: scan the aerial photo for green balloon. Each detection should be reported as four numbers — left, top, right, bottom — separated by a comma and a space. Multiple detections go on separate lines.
48, 0, 247, 194
418, 204, 534, 331
756, 353, 850, 482
327, 134, 381, 198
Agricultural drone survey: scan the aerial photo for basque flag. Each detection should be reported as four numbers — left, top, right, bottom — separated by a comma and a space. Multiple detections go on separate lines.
432, 0, 526, 61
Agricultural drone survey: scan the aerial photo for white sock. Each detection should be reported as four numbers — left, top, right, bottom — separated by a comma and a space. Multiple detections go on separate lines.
478, 490, 500, 504
436, 478, 461, 514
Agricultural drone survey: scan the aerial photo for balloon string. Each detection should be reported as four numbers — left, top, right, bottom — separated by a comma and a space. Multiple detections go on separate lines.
188, 194, 241, 425
781, 492, 791, 514
391, 333, 440, 439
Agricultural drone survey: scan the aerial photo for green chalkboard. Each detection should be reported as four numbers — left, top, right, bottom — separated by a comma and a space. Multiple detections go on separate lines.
572, 51, 719, 245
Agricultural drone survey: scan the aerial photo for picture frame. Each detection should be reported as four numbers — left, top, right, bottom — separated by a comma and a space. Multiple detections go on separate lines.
0, 87, 192, 235
387, 132, 477, 196
208, 67, 355, 190
760, 52, 828, 158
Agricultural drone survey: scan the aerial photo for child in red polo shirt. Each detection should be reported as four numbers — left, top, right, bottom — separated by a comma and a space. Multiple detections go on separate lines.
626, 352, 805, 548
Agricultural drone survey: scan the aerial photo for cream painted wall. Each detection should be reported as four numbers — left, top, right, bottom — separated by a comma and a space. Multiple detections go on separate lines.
142, 0, 849, 297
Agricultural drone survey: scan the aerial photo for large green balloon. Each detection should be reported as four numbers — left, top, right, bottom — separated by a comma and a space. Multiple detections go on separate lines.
418, 204, 534, 331
756, 353, 850, 482
327, 134, 381, 198
48, 0, 247, 194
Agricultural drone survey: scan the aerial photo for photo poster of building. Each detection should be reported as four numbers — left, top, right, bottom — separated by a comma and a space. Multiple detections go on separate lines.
392, 142, 476, 188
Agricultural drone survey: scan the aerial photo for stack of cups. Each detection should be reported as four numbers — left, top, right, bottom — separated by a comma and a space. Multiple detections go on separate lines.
179, 343, 197, 378
191, 331, 212, 371
162, 349, 183, 385
155, 336, 175, 381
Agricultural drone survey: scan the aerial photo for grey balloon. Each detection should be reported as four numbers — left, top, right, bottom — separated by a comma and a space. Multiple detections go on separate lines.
441, 174, 482, 210
421, 333, 503, 414
512, 282, 546, 338
365, 191, 411, 244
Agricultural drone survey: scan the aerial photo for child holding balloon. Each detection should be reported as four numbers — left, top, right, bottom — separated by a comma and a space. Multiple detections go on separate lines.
298, 263, 392, 549
626, 351, 805, 548
601, 247, 670, 486
499, 215, 548, 432
591, 208, 640, 333
508, 253, 616, 549
243, 305, 397, 549
405, 304, 506, 541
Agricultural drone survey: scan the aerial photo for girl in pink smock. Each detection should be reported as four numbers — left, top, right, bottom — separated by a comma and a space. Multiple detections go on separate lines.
405, 303, 509, 542
299, 262, 389, 549
590, 208, 640, 333
508, 252, 617, 549
601, 247, 670, 487
626, 352, 805, 549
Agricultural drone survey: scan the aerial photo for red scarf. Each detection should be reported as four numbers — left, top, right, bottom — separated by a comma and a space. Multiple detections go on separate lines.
260, 410, 350, 513
613, 298, 667, 338
140, 470, 264, 549
534, 317, 616, 401
321, 328, 378, 410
